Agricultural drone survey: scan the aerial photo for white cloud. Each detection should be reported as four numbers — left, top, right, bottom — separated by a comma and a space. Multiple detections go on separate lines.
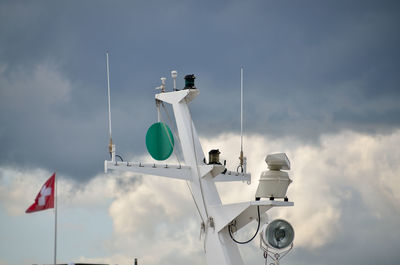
1, 130, 400, 264
108, 175, 191, 235
58, 173, 116, 209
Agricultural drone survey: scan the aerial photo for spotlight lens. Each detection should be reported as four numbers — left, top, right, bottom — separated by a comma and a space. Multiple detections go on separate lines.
275, 228, 286, 241
265, 219, 294, 249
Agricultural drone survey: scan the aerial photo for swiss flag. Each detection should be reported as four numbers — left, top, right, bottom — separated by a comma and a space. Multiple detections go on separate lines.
26, 173, 55, 213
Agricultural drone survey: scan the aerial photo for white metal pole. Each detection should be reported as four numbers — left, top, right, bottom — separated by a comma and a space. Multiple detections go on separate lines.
54, 173, 57, 265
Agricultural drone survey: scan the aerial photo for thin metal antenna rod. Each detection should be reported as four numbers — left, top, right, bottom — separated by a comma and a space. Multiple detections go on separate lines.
240, 66, 243, 153
106, 51, 113, 154
238, 67, 244, 172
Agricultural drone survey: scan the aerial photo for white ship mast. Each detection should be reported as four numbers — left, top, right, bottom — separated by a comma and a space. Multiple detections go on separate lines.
104, 68, 294, 265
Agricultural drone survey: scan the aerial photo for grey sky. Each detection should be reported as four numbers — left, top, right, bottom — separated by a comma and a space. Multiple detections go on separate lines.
1, 0, 399, 179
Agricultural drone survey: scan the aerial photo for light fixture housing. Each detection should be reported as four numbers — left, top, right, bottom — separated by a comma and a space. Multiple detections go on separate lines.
261, 219, 294, 249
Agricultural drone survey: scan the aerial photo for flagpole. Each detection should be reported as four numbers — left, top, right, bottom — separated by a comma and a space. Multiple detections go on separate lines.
54, 172, 57, 265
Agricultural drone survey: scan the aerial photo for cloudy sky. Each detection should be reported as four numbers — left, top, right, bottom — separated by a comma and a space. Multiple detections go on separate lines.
0, 0, 399, 265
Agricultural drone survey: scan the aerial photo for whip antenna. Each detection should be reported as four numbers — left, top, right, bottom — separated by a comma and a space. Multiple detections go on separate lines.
106, 51, 113, 155
238, 66, 245, 172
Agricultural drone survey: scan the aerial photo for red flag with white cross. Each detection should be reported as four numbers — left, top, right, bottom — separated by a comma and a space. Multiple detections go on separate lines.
26, 173, 55, 213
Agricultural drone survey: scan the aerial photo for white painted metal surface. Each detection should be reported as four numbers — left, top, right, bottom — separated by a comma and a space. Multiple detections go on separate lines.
256, 170, 292, 199
104, 87, 293, 265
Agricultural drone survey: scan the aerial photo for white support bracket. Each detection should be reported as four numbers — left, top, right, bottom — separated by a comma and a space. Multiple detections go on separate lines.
198, 164, 226, 178
210, 200, 294, 233
213, 171, 251, 183
198, 164, 251, 183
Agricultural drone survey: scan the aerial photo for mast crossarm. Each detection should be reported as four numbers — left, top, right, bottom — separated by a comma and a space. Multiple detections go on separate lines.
210, 200, 294, 233
104, 160, 191, 180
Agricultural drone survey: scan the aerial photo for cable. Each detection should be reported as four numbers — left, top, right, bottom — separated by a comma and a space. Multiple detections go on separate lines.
187, 98, 209, 220
161, 103, 182, 167
158, 101, 205, 224
185, 180, 205, 224
228, 205, 261, 244
109, 152, 124, 162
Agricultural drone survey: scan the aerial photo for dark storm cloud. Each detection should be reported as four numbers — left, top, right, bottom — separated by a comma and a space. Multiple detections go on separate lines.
1, 0, 400, 180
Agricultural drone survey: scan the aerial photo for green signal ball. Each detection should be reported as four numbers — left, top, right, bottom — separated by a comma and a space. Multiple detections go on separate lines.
146, 122, 175, 161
